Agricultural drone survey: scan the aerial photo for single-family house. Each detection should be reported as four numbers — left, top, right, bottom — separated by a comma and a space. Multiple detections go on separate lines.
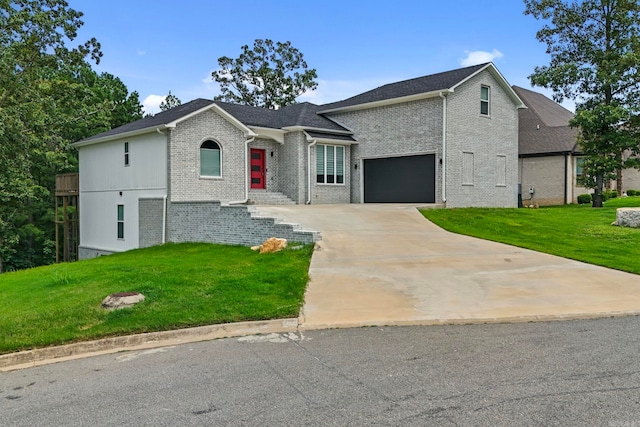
73, 62, 525, 258
514, 85, 640, 205
513, 85, 585, 205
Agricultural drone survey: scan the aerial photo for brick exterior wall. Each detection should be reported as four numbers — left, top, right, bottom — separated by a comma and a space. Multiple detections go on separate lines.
445, 70, 519, 207
169, 109, 247, 203
167, 202, 318, 245
519, 156, 566, 206
278, 131, 307, 203
309, 144, 351, 204
139, 198, 164, 247
327, 97, 443, 204
249, 138, 281, 192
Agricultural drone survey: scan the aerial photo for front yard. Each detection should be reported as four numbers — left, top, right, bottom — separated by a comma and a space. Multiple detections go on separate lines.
0, 242, 313, 354
421, 197, 640, 275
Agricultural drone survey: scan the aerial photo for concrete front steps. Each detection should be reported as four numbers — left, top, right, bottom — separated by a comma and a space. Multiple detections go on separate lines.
248, 191, 296, 205
246, 205, 321, 243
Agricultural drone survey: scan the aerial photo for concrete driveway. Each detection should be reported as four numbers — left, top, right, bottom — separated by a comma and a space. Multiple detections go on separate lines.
256, 204, 640, 329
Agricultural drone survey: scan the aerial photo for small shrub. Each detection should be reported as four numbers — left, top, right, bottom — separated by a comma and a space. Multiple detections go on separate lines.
603, 190, 618, 200
577, 194, 592, 204
627, 189, 640, 196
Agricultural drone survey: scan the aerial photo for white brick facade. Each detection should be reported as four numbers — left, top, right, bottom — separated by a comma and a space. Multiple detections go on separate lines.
169, 109, 246, 203
327, 97, 442, 204
445, 71, 519, 207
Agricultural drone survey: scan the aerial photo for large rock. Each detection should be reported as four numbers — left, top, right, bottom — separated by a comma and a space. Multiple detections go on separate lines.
102, 292, 145, 310
250, 237, 288, 254
615, 208, 640, 228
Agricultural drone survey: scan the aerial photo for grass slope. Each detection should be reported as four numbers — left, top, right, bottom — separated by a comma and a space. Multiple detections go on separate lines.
421, 197, 640, 275
0, 242, 313, 354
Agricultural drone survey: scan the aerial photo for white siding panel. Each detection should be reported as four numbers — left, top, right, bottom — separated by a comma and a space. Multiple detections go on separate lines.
79, 132, 167, 192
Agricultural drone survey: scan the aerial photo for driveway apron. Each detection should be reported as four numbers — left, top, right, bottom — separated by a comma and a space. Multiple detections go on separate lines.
256, 204, 640, 329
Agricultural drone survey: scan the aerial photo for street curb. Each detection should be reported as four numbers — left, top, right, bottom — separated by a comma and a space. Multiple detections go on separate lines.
0, 318, 299, 372
297, 310, 640, 331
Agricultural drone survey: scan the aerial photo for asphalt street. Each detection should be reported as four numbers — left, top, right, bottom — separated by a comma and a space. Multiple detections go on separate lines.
3, 317, 640, 426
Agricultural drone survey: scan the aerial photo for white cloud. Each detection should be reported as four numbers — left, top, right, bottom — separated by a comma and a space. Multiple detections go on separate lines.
142, 94, 166, 115
460, 49, 504, 67
137, 49, 146, 56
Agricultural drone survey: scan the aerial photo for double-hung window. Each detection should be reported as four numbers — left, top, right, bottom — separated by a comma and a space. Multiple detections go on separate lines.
124, 142, 130, 166
480, 85, 490, 116
316, 144, 344, 184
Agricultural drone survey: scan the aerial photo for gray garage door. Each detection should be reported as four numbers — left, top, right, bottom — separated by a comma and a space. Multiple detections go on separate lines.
363, 154, 436, 203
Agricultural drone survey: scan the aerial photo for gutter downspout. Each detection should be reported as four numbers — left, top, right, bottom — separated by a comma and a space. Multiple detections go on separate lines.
439, 92, 448, 204
306, 139, 317, 204
564, 152, 569, 204
229, 137, 255, 205
157, 127, 168, 243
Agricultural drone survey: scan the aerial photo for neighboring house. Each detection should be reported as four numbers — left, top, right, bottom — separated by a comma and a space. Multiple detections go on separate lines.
514, 85, 640, 205
513, 86, 586, 205
74, 62, 525, 258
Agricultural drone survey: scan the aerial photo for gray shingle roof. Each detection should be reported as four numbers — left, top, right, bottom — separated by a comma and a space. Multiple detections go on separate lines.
513, 86, 580, 156
80, 98, 215, 142
318, 63, 489, 112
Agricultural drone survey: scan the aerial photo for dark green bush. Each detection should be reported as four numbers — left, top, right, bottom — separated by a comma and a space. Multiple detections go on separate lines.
577, 193, 592, 204
627, 189, 640, 196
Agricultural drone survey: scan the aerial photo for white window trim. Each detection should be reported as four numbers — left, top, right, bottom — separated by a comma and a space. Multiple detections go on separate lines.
316, 144, 346, 186
496, 154, 507, 187
480, 85, 490, 117
462, 151, 475, 186
124, 142, 130, 167
117, 204, 124, 240
199, 140, 223, 178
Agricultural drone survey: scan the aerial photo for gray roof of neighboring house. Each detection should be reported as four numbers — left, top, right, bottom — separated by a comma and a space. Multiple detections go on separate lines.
513, 86, 580, 156
318, 63, 489, 112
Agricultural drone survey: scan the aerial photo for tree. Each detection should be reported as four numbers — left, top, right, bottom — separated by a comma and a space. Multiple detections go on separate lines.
524, 0, 640, 207
0, 1, 142, 271
159, 90, 182, 111
212, 39, 318, 109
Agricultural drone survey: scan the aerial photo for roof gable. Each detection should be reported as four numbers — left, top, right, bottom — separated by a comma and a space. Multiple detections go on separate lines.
513, 86, 579, 155
317, 63, 525, 113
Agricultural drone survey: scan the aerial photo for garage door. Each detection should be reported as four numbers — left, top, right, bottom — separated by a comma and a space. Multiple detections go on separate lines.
364, 154, 435, 203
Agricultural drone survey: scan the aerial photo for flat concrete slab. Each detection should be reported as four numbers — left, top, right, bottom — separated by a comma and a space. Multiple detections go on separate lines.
256, 204, 640, 329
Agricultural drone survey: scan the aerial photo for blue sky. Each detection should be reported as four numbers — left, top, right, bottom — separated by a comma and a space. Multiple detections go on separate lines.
71, 0, 572, 114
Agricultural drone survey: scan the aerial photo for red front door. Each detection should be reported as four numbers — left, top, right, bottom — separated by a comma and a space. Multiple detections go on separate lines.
250, 149, 266, 189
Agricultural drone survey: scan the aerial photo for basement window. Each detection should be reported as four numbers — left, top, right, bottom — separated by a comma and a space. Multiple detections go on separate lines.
117, 204, 124, 239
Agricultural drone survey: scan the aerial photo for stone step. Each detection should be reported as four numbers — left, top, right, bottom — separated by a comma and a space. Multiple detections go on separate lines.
248, 191, 296, 205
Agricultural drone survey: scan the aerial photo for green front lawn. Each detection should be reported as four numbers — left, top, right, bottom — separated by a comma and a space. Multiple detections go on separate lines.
421, 197, 640, 275
0, 242, 313, 354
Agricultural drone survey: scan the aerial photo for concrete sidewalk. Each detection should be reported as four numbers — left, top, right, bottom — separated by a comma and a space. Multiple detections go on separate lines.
257, 204, 640, 329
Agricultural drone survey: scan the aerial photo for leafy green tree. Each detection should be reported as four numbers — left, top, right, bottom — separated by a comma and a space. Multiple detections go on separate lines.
212, 39, 318, 109
0, 1, 142, 271
524, 0, 640, 207
159, 90, 182, 111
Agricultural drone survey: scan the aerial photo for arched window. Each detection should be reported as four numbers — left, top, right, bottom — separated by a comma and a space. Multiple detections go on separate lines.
200, 140, 221, 177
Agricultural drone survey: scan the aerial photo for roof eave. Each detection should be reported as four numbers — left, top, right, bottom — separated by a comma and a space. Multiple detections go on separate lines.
282, 125, 353, 135
317, 89, 454, 114
72, 124, 172, 147
455, 63, 526, 109
303, 131, 358, 145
